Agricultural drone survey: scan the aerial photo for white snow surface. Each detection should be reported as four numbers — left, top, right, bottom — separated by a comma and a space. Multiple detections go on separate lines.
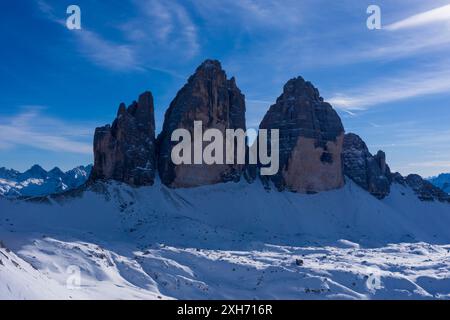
1, 179, 450, 300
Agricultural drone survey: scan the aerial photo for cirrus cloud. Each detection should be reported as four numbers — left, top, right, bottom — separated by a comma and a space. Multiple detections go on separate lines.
0, 107, 94, 155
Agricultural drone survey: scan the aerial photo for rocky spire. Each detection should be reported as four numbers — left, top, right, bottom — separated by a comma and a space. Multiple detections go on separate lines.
259, 77, 345, 193
342, 133, 391, 199
157, 59, 246, 188
89, 91, 156, 186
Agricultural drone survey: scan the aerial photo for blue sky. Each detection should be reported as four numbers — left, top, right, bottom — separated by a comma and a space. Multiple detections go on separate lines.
1, 0, 450, 177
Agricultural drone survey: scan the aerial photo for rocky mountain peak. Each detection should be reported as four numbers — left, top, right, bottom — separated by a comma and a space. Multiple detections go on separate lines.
79, 59, 449, 205
89, 91, 156, 186
48, 167, 65, 178
343, 133, 369, 152
279, 76, 323, 104
184, 60, 227, 88
157, 59, 246, 188
342, 133, 391, 199
117, 103, 127, 117
196, 59, 222, 71
259, 77, 345, 193
20, 165, 48, 181
0, 165, 92, 198
0, 167, 20, 180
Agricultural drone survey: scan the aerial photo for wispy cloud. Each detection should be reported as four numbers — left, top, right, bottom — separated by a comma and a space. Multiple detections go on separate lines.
385, 4, 450, 31
127, 0, 200, 59
36, 0, 64, 24
75, 30, 143, 72
282, 3, 450, 68
36, 0, 143, 72
36, 0, 199, 73
406, 161, 450, 169
361, 3, 450, 61
191, 0, 302, 30
0, 107, 93, 154
356, 3, 450, 61
329, 65, 450, 110
324, 4, 450, 112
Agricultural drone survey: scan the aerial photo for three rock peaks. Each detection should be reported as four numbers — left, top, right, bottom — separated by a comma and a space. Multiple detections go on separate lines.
89, 59, 449, 202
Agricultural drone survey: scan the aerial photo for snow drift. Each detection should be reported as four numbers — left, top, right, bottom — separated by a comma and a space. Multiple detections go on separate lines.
1, 179, 450, 299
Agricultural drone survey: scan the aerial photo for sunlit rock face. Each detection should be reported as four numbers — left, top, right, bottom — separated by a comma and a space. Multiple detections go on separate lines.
343, 133, 391, 199
259, 77, 345, 193
157, 59, 246, 188
90, 92, 156, 186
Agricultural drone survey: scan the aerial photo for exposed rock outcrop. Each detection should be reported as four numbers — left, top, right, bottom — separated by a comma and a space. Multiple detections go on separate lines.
259, 77, 345, 193
90, 92, 156, 186
401, 174, 450, 203
342, 133, 449, 202
81, 59, 450, 206
157, 60, 246, 188
343, 133, 391, 199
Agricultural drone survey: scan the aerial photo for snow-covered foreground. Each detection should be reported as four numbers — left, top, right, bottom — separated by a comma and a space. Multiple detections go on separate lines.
1, 180, 450, 300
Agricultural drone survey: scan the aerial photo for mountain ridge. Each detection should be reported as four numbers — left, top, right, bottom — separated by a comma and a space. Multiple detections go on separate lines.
0, 165, 92, 198
428, 173, 450, 194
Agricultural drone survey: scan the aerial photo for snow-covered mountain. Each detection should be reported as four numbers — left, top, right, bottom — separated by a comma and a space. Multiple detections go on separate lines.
0, 165, 92, 198
429, 174, 450, 194
1, 61, 450, 300
1, 179, 450, 300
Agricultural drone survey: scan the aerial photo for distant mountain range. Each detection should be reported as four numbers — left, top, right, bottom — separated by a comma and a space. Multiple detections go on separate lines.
0, 165, 92, 198
428, 174, 450, 194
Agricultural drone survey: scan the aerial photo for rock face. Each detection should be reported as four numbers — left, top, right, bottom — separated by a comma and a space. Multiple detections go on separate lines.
401, 174, 450, 203
343, 133, 392, 199
259, 77, 345, 193
342, 133, 449, 202
157, 60, 246, 188
90, 92, 156, 186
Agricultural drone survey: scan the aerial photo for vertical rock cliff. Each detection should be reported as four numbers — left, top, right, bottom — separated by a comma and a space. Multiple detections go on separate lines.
342, 133, 391, 199
259, 77, 345, 193
157, 60, 246, 188
90, 92, 156, 186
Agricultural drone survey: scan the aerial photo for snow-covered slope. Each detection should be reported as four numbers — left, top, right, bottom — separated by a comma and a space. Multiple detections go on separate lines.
0, 179, 450, 299
0, 165, 92, 198
429, 174, 450, 194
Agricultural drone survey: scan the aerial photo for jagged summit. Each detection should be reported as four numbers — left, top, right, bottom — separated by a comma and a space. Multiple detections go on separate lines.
48, 167, 65, 177
259, 76, 345, 193
23, 164, 47, 177
82, 59, 449, 203
277, 76, 324, 104
157, 59, 246, 188
343, 133, 391, 199
196, 59, 222, 70
89, 91, 156, 187
0, 165, 92, 198
403, 174, 450, 202
342, 132, 450, 203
